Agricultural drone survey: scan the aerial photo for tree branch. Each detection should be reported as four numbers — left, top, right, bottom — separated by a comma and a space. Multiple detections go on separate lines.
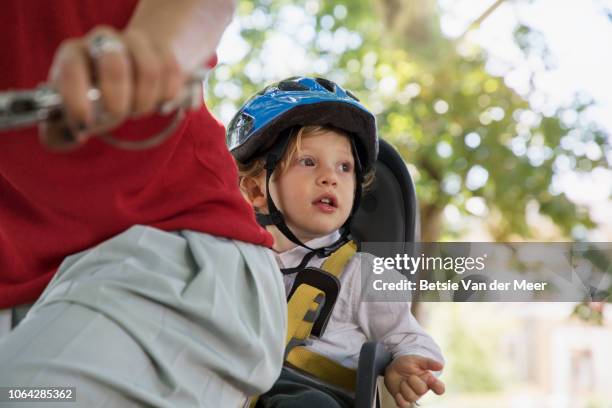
457, 0, 509, 41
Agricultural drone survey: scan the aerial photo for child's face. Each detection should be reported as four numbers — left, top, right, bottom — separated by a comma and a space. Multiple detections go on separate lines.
270, 129, 356, 242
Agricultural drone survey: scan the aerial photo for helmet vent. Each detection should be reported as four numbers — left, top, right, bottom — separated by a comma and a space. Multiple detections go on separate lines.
315, 77, 337, 93
278, 81, 310, 91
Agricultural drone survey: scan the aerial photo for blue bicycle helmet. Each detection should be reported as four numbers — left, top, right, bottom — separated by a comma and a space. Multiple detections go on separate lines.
227, 77, 378, 269
228, 76, 378, 172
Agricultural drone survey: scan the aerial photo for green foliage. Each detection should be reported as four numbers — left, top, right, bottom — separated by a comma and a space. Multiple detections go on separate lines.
572, 302, 605, 325
208, 0, 611, 242
442, 306, 503, 392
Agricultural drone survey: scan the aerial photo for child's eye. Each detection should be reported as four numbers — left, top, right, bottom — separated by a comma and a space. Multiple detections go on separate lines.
298, 157, 316, 167
339, 162, 353, 173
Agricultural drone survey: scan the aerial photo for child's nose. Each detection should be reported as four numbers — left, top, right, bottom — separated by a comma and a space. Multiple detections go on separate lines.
317, 166, 338, 187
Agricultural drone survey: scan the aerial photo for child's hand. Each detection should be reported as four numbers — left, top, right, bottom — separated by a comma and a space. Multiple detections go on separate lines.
383, 354, 445, 407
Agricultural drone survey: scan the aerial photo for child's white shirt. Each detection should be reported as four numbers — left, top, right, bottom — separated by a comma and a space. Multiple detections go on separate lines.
275, 231, 444, 370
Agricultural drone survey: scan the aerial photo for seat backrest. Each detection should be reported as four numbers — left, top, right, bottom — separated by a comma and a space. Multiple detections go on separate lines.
350, 138, 419, 251
350, 139, 418, 408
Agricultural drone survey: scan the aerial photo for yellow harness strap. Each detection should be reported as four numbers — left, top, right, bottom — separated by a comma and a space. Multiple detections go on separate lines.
285, 284, 325, 344
321, 240, 357, 278
285, 240, 358, 344
248, 241, 359, 407
284, 241, 358, 392
286, 346, 357, 392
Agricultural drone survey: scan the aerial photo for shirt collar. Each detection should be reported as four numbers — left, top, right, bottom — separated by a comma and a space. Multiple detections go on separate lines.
275, 230, 342, 269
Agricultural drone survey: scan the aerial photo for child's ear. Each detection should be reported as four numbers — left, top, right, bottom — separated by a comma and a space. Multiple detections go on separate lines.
240, 176, 267, 212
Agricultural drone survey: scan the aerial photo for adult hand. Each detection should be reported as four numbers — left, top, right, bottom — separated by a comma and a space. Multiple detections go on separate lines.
41, 25, 185, 150
384, 354, 445, 407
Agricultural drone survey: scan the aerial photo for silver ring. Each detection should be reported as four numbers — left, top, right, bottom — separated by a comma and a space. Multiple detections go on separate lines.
88, 34, 126, 59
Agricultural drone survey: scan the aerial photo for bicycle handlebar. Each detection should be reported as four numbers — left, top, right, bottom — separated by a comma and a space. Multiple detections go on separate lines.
0, 69, 208, 149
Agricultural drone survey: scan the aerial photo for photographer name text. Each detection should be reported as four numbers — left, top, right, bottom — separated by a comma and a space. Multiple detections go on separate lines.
373, 279, 548, 292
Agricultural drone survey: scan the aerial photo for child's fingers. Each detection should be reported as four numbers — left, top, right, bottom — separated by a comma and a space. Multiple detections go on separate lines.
399, 379, 420, 402
428, 376, 446, 395
420, 372, 446, 395
412, 355, 444, 372
407, 374, 428, 396
392, 355, 444, 378
394, 390, 415, 408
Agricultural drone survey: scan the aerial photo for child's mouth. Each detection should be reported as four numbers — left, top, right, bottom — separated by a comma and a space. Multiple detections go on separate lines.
313, 195, 337, 213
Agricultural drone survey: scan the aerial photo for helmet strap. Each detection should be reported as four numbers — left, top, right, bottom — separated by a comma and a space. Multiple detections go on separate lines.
255, 128, 366, 269
255, 128, 315, 251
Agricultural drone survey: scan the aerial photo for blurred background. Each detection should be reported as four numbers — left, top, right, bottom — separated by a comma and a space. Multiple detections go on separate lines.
206, 1, 612, 406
